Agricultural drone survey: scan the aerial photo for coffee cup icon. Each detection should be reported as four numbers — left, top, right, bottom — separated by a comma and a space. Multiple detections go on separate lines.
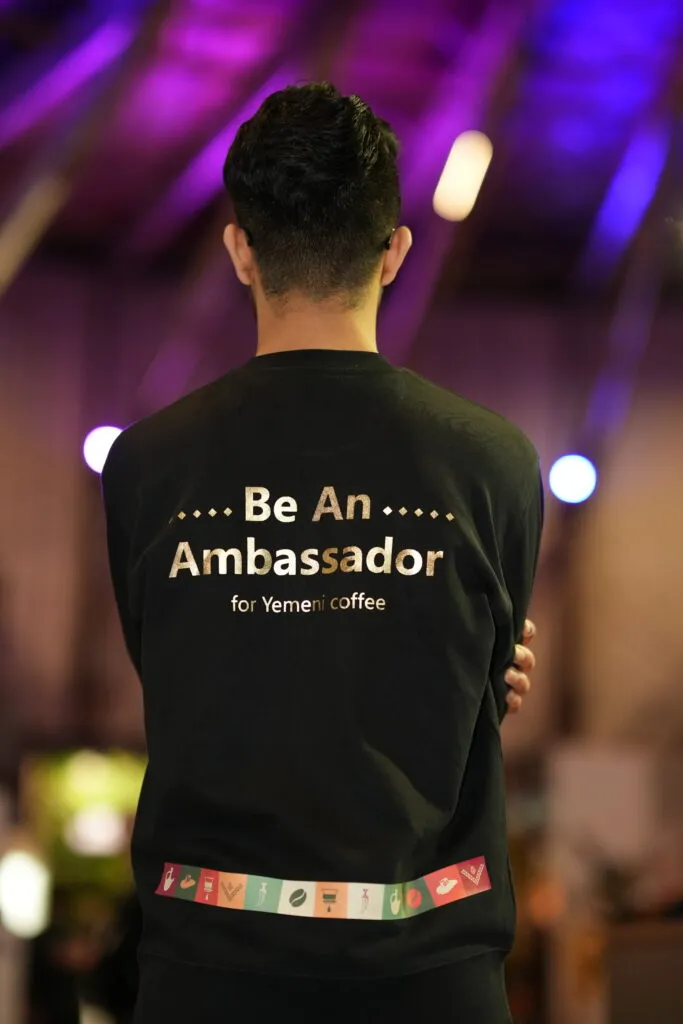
321, 888, 338, 913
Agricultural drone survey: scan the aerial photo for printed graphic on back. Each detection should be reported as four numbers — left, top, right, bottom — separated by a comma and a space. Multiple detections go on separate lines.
346, 882, 385, 921
314, 883, 348, 919
402, 878, 435, 918
157, 857, 491, 918
156, 863, 180, 897
458, 857, 491, 897
175, 866, 202, 901
423, 865, 466, 907
196, 869, 219, 906
382, 883, 405, 920
217, 872, 247, 910
244, 875, 282, 914
278, 880, 316, 917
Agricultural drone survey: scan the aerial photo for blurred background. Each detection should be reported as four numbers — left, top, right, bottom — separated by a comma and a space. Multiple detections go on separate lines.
1, 0, 683, 1021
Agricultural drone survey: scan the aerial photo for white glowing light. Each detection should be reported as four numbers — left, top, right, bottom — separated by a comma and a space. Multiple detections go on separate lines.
83, 425, 122, 474
64, 804, 127, 857
549, 455, 597, 504
0, 851, 51, 938
433, 131, 494, 222
64, 750, 113, 802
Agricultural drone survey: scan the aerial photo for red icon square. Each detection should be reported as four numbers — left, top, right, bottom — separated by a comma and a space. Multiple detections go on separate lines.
195, 869, 220, 905
423, 866, 465, 906
458, 858, 491, 897
156, 863, 180, 897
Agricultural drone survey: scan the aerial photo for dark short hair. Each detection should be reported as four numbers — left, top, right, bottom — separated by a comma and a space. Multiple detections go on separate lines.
223, 82, 401, 303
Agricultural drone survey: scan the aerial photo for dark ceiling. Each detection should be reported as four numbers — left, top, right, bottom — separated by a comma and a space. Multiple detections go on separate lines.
0, 0, 682, 302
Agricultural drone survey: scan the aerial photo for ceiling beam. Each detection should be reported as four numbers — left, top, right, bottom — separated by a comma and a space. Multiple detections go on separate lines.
572, 33, 683, 439
379, 0, 535, 367
575, 13, 683, 288
0, 0, 169, 301
122, 0, 346, 259
0, 0, 141, 150
122, 64, 298, 258
581, 135, 677, 441
576, 117, 671, 287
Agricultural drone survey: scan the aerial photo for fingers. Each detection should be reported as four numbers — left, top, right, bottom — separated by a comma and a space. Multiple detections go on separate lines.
505, 657, 531, 714
505, 666, 531, 697
505, 621, 536, 715
506, 691, 523, 713
513, 643, 536, 674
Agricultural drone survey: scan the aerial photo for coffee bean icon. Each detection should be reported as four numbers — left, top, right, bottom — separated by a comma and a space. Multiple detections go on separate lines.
289, 888, 307, 908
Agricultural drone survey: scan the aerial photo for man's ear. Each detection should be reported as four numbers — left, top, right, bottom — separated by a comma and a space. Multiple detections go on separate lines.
380, 226, 413, 286
223, 223, 255, 286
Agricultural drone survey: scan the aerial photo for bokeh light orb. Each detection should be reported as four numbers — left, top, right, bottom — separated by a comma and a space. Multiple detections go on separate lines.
549, 454, 597, 504
83, 425, 122, 474
0, 850, 50, 938
64, 804, 127, 857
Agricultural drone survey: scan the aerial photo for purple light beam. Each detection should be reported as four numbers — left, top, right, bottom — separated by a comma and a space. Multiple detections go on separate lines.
578, 119, 670, 282
0, 16, 136, 149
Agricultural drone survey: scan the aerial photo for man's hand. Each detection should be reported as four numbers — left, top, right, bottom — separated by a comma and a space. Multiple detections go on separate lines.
505, 619, 536, 714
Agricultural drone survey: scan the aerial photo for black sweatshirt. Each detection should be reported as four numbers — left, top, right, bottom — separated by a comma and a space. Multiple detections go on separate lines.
102, 349, 543, 981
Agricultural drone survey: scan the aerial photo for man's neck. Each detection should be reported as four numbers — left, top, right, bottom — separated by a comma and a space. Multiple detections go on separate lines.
254, 295, 378, 357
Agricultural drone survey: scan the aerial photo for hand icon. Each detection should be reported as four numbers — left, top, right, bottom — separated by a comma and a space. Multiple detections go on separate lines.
390, 887, 401, 916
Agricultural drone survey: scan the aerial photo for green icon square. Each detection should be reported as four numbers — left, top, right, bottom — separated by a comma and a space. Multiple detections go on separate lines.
244, 875, 282, 914
382, 883, 405, 920
175, 866, 201, 901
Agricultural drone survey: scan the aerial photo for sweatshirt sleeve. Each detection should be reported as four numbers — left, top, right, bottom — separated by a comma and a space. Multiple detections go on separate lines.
101, 433, 143, 677
492, 459, 544, 721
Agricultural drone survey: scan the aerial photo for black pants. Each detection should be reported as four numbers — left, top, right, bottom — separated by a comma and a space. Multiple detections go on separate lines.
133, 952, 512, 1023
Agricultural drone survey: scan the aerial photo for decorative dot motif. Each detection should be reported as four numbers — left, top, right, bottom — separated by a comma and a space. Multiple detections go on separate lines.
176, 505, 458, 524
